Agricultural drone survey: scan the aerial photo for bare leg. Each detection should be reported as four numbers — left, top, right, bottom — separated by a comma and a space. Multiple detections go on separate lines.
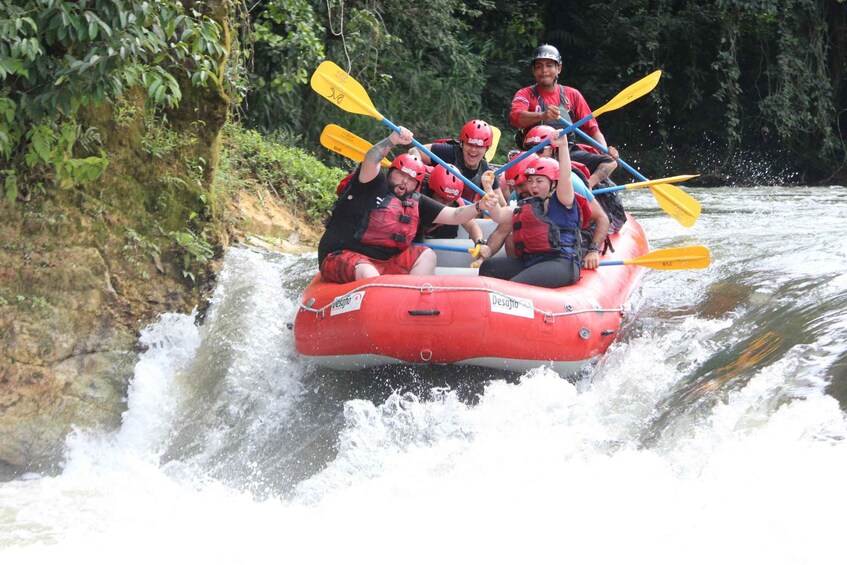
409, 248, 437, 275
354, 262, 380, 280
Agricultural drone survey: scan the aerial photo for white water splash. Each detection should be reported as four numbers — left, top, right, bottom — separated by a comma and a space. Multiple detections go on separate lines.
3, 194, 847, 564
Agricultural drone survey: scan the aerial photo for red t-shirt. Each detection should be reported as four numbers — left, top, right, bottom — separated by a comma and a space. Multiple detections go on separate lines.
510, 84, 601, 137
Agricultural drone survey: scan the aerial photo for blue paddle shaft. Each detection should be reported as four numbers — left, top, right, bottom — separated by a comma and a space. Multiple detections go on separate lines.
381, 117, 486, 198
494, 114, 592, 176
592, 185, 627, 195
461, 198, 490, 217
414, 242, 471, 253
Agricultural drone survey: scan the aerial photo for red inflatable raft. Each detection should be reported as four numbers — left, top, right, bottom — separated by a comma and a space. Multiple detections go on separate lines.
294, 215, 649, 373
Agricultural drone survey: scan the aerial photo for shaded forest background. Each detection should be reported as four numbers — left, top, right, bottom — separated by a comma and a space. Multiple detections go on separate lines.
3, 0, 847, 209
244, 0, 847, 185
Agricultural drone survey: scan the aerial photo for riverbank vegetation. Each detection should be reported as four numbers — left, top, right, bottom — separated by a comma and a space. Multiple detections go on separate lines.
2, 0, 846, 272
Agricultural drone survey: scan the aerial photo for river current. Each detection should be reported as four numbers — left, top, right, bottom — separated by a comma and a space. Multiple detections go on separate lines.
2, 185, 846, 563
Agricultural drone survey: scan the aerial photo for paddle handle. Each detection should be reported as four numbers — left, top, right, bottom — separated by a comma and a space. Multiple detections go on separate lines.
598, 260, 625, 267
380, 117, 487, 199
495, 114, 592, 177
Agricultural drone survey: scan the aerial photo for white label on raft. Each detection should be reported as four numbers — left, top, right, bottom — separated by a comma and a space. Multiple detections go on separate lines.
489, 293, 535, 319
330, 291, 365, 316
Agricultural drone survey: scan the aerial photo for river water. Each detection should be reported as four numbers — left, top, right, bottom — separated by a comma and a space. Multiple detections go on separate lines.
2, 185, 847, 563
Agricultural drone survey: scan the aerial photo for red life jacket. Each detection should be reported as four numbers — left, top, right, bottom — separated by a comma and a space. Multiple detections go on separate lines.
515, 85, 577, 148
512, 194, 583, 262
575, 143, 601, 155
354, 192, 420, 250
571, 161, 591, 181
574, 192, 593, 230
335, 170, 357, 194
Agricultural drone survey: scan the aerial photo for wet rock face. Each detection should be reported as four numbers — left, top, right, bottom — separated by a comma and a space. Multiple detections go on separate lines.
0, 244, 140, 475
0, 192, 319, 477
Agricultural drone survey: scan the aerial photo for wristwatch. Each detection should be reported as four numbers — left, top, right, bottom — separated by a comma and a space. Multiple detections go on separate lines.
587, 242, 600, 254
475, 239, 487, 246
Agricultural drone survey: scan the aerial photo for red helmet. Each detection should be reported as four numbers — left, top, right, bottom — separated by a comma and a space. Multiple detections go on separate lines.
428, 164, 464, 201
504, 153, 538, 186
523, 157, 559, 182
459, 119, 493, 148
523, 125, 556, 149
390, 153, 427, 183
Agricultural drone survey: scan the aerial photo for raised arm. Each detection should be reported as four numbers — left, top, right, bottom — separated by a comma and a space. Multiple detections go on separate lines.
551, 131, 574, 208
407, 144, 434, 165
359, 127, 414, 184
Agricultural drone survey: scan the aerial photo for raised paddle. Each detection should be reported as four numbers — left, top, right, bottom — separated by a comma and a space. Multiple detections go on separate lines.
592, 174, 700, 194
556, 115, 701, 227
322, 118, 700, 220
599, 245, 711, 270
311, 61, 490, 200
322, 123, 504, 194
496, 70, 662, 178
319, 124, 494, 219
320, 124, 392, 167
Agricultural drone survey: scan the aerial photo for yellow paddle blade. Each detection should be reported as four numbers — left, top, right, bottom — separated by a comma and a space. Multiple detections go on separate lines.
593, 70, 662, 118
310, 61, 384, 120
649, 183, 702, 228
625, 174, 699, 190
485, 125, 501, 162
625, 246, 711, 270
320, 124, 391, 167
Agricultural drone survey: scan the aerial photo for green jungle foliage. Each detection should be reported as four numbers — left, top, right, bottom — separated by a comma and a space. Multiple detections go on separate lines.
216, 124, 342, 224
242, 0, 847, 183
0, 0, 227, 202
2, 0, 846, 227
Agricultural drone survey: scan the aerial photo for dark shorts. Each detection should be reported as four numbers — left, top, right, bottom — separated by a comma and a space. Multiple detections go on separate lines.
479, 256, 580, 288
569, 147, 615, 175
319, 246, 429, 284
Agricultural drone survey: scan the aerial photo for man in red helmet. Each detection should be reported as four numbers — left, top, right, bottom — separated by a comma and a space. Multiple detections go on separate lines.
510, 44, 619, 190
319, 127, 500, 284
409, 119, 506, 205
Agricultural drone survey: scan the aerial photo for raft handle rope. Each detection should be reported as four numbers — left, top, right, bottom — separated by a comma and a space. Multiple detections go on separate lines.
297, 282, 624, 319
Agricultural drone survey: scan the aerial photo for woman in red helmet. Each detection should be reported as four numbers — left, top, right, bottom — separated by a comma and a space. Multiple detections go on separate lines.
522, 125, 557, 159
409, 119, 507, 206
420, 164, 485, 244
477, 129, 608, 288
319, 127, 500, 284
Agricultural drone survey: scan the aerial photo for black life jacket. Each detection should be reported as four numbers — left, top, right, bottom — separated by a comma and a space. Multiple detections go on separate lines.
514, 85, 576, 148
512, 194, 583, 264
354, 192, 420, 250
593, 178, 627, 235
